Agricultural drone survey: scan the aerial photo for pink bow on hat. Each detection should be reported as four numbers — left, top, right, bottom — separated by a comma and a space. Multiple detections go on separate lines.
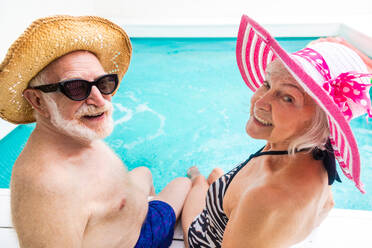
294, 47, 372, 122
323, 72, 372, 121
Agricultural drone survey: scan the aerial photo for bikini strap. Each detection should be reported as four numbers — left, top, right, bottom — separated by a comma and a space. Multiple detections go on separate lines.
237, 147, 288, 171
250, 146, 289, 159
225, 147, 289, 189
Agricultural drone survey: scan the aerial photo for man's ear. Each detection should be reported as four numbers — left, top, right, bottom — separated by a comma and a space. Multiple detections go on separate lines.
23, 89, 50, 118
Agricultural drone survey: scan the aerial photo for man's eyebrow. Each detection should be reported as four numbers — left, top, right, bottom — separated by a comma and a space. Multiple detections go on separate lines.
60, 75, 83, 81
59, 73, 88, 82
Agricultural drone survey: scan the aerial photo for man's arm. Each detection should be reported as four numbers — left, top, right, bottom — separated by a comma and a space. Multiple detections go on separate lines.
221, 186, 310, 248
127, 166, 155, 196
11, 177, 87, 248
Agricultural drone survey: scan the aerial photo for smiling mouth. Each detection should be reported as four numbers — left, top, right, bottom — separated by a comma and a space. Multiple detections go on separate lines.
83, 112, 105, 120
253, 114, 273, 126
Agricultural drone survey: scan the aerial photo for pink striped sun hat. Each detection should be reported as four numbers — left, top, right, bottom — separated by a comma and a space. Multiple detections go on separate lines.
236, 15, 372, 193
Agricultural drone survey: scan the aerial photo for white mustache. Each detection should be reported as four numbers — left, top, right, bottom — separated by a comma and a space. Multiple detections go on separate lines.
75, 100, 113, 118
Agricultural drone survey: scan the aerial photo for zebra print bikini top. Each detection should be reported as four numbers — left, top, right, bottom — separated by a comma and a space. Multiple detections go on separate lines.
187, 146, 340, 248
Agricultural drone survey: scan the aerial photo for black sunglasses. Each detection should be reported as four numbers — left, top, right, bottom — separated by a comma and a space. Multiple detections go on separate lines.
29, 74, 119, 101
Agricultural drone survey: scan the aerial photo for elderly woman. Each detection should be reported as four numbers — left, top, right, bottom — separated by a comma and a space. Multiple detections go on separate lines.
181, 15, 372, 248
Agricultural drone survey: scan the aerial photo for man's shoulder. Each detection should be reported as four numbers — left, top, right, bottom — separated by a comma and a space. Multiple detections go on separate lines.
12, 156, 76, 199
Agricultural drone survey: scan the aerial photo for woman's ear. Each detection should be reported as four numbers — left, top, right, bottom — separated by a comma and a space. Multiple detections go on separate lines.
23, 89, 50, 118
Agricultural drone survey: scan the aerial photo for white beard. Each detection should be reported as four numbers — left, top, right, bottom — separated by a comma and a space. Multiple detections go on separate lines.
42, 94, 114, 142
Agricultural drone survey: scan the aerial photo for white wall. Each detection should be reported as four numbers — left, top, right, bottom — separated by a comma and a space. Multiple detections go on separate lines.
96, 0, 372, 23
1, 0, 371, 60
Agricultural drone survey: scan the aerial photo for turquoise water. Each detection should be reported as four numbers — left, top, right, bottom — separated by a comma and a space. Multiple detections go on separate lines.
1, 38, 371, 210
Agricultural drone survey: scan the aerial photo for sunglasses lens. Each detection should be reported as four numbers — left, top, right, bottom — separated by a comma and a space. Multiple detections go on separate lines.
64, 80, 89, 100
96, 74, 118, 94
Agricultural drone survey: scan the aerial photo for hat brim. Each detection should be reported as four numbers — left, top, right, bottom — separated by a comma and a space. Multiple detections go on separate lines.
236, 15, 364, 193
0, 15, 132, 124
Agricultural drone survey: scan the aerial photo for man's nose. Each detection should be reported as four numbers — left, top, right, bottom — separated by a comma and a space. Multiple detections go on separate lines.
85, 86, 110, 107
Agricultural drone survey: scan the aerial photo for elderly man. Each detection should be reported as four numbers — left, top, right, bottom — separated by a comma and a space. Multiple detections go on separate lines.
0, 16, 191, 247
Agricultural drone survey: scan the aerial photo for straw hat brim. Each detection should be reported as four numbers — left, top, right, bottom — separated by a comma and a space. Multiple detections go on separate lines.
0, 15, 132, 124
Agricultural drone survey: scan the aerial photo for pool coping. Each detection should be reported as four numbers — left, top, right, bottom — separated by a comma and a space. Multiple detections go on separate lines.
0, 121, 17, 140
121, 21, 372, 56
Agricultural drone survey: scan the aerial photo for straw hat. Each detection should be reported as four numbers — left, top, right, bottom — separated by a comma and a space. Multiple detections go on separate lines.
0, 15, 132, 124
236, 15, 372, 193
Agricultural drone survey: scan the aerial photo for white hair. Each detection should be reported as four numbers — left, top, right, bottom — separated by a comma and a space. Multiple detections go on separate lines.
288, 104, 330, 155
29, 69, 48, 121
29, 69, 47, 87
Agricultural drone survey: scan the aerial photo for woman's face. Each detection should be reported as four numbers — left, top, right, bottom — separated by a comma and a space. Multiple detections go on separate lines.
245, 60, 317, 149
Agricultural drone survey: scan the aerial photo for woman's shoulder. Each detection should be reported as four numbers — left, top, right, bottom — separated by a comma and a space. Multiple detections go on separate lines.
241, 157, 327, 210
284, 154, 328, 196
225, 170, 326, 248
239, 183, 296, 211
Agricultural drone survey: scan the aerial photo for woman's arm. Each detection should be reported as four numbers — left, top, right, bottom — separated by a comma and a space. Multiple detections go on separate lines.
314, 186, 334, 228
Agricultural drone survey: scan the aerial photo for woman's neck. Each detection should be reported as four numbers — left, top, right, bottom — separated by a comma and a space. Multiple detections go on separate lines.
262, 141, 290, 152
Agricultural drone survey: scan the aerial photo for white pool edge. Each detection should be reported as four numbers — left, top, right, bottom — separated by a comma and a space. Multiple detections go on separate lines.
0, 120, 17, 140
122, 23, 341, 38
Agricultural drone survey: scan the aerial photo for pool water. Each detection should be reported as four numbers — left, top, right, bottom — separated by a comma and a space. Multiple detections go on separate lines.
1, 38, 371, 210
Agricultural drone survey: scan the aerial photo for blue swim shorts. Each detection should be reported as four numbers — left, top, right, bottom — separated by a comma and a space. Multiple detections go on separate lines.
134, 200, 176, 248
